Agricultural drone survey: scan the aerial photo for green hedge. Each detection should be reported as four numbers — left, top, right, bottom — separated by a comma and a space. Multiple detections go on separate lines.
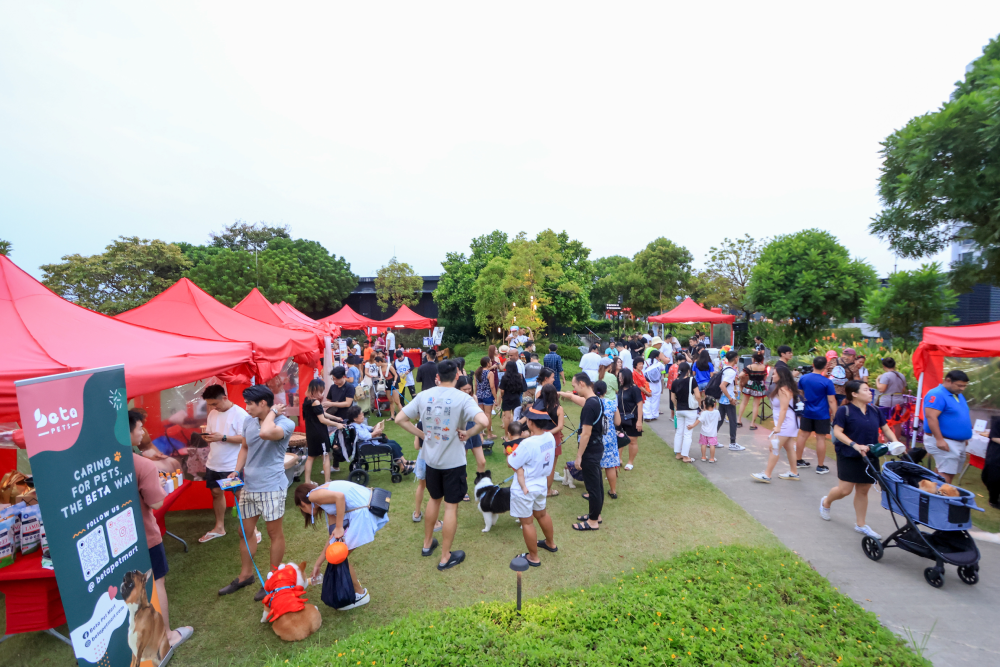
267, 545, 926, 667
452, 343, 479, 360
557, 343, 582, 361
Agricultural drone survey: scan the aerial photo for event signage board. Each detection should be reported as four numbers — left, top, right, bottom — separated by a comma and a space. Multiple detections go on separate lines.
16, 365, 164, 667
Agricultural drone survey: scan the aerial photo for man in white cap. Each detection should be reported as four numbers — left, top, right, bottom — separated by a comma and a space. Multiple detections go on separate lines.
643, 336, 665, 361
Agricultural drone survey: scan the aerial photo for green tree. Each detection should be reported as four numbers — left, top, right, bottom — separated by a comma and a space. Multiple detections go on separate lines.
704, 234, 765, 319
534, 229, 590, 328
375, 257, 423, 310
863, 263, 958, 341
184, 237, 356, 311
0, 239, 11, 256
473, 257, 511, 337
747, 229, 878, 336
589, 255, 631, 312
433, 231, 510, 322
210, 220, 290, 252
41, 236, 191, 314
630, 237, 694, 315
870, 36, 1000, 289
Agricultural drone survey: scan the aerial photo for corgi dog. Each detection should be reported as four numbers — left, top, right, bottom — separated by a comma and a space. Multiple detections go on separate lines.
121, 569, 170, 667
261, 561, 322, 642
474, 471, 511, 533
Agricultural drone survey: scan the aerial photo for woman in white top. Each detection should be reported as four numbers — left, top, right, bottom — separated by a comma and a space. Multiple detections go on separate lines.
295, 480, 389, 610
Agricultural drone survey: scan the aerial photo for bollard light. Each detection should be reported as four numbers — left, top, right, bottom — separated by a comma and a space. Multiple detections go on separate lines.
509, 555, 530, 614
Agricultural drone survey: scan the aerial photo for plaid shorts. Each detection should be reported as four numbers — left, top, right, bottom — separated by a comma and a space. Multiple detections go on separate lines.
239, 490, 286, 522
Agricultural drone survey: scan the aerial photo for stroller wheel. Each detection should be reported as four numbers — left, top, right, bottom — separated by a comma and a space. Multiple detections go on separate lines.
349, 469, 370, 486
861, 536, 883, 561
958, 565, 979, 586
391, 473, 403, 484
924, 567, 944, 588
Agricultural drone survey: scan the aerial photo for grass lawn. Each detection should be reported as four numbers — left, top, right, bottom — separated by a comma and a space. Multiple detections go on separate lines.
265, 545, 930, 667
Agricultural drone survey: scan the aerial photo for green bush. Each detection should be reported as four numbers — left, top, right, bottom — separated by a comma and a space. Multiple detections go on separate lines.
557, 343, 582, 361
268, 545, 927, 667
452, 343, 479, 360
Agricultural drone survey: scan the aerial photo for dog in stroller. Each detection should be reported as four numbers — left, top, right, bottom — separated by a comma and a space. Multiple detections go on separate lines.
339, 406, 415, 487
861, 454, 984, 588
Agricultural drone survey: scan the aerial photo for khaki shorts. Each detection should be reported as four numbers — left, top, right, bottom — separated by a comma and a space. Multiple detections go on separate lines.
510, 488, 547, 519
923, 435, 966, 475
239, 490, 287, 522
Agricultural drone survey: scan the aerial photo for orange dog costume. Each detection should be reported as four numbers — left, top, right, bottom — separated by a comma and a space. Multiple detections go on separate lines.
262, 565, 308, 623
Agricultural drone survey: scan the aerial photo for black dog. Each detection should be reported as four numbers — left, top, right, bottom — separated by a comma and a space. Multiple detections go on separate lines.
473, 471, 511, 533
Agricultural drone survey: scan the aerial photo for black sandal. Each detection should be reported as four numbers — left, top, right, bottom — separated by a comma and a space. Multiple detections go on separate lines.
537, 540, 558, 553
607, 491, 618, 499
516, 553, 541, 566
576, 515, 602, 523
572, 522, 599, 531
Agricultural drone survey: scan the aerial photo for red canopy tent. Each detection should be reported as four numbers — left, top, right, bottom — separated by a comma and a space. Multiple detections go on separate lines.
116, 278, 321, 383
647, 298, 735, 347
234, 289, 333, 434
0, 256, 252, 423
318, 304, 381, 334
379, 304, 437, 330
275, 301, 341, 338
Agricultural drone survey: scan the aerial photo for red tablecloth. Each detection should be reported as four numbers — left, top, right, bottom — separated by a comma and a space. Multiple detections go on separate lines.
403, 350, 422, 380
0, 550, 65, 634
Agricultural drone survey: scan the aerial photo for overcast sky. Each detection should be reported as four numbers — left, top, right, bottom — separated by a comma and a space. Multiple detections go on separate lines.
2, 2, 996, 281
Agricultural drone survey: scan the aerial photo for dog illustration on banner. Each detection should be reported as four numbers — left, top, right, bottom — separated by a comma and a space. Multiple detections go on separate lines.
121, 569, 170, 667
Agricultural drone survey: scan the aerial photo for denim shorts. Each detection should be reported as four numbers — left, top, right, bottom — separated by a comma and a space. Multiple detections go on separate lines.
415, 453, 427, 480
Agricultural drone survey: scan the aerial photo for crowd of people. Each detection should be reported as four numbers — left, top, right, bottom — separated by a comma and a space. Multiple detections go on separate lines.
126, 326, 999, 660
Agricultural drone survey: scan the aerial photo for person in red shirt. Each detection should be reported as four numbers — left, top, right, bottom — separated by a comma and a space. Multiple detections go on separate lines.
129, 411, 193, 652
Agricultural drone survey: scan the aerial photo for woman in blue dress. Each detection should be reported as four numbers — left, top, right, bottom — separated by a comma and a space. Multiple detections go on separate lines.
295, 480, 389, 610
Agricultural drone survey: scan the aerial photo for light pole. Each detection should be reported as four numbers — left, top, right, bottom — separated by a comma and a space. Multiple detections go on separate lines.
509, 555, 529, 613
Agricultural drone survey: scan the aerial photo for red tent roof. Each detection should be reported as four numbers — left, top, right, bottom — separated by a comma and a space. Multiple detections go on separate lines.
318, 304, 381, 331
116, 278, 321, 380
275, 301, 341, 338
234, 289, 333, 340
0, 256, 253, 422
912, 320, 1000, 405
380, 304, 437, 330
647, 298, 735, 324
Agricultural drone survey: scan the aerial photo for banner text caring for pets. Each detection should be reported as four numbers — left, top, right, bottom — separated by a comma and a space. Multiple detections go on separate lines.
61, 456, 133, 518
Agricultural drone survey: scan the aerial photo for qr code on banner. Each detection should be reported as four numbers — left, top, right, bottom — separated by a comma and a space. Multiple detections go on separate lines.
106, 507, 138, 557
77, 526, 109, 581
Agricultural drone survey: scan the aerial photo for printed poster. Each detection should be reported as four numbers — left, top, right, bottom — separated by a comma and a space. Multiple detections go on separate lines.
16, 365, 168, 667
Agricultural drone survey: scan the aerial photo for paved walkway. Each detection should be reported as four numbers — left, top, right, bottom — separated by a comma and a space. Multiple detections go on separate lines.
647, 415, 999, 666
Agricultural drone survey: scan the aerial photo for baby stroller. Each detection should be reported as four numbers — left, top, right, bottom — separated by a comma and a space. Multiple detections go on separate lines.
341, 425, 405, 487
862, 457, 984, 588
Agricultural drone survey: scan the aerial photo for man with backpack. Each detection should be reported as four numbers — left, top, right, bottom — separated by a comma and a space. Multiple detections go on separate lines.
705, 351, 746, 452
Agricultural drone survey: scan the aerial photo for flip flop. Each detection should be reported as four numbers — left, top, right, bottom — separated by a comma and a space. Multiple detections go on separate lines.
572, 522, 599, 531
412, 512, 423, 522
198, 531, 225, 543
576, 515, 602, 524
516, 553, 541, 566
160, 626, 193, 665
536, 540, 558, 553
709, 459, 717, 463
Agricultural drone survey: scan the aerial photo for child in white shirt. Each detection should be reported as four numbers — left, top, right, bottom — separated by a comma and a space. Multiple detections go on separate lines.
690, 396, 719, 463
508, 405, 558, 566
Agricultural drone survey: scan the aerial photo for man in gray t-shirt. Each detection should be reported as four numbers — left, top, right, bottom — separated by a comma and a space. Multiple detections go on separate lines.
396, 360, 488, 571
218, 385, 296, 601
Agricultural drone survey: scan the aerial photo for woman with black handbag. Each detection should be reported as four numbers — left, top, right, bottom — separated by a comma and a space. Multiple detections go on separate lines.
294, 480, 390, 610
617, 368, 644, 471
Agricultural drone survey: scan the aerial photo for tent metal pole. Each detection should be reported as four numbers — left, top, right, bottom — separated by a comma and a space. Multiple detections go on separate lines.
911, 372, 923, 450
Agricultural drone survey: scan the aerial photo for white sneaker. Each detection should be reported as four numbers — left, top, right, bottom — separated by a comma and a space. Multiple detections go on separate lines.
624, 463, 634, 471
854, 525, 882, 540
819, 497, 831, 521
338, 589, 370, 610
751, 472, 771, 483
778, 472, 800, 481
728, 443, 746, 451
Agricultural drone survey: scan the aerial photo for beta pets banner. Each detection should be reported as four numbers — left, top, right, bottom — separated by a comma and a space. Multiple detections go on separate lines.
16, 365, 167, 667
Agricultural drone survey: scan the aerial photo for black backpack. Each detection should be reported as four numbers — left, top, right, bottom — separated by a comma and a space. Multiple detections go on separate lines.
704, 371, 724, 400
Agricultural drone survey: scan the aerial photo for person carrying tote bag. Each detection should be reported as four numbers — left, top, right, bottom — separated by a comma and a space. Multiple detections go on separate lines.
670, 362, 701, 463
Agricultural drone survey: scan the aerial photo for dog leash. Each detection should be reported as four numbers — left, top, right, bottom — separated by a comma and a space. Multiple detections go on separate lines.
218, 478, 268, 590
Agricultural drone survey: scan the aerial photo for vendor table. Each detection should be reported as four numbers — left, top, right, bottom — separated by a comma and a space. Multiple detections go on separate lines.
0, 550, 70, 646
155, 479, 194, 551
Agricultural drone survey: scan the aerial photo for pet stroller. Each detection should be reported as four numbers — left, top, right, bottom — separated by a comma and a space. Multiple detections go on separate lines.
341, 425, 405, 487
861, 458, 984, 588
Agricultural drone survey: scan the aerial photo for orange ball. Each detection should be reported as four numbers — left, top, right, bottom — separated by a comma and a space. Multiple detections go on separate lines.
326, 541, 348, 564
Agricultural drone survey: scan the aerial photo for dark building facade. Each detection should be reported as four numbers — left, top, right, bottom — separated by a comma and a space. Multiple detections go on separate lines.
343, 276, 440, 320
952, 283, 1000, 326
